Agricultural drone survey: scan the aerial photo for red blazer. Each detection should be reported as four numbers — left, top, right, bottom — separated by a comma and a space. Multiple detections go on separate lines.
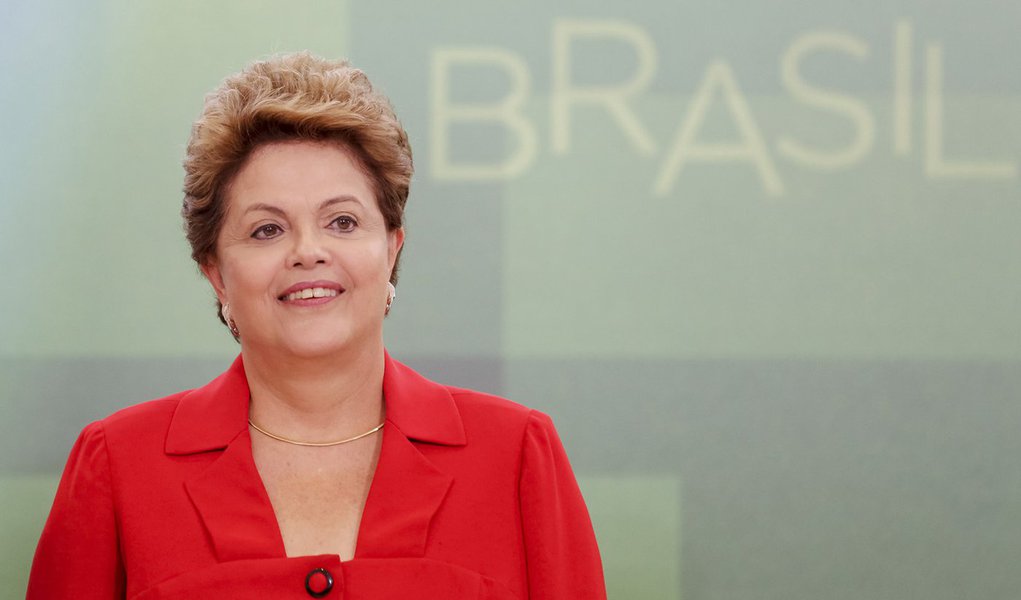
29, 354, 605, 599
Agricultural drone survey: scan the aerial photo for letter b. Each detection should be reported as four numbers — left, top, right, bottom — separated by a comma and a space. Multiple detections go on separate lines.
430, 47, 537, 180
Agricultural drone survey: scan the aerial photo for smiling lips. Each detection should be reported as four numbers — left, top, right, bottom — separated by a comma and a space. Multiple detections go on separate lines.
278, 283, 344, 304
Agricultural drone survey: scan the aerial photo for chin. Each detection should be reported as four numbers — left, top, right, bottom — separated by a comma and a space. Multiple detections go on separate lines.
276, 326, 373, 359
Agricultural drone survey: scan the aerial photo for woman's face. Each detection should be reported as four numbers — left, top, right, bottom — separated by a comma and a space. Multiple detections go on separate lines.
202, 141, 403, 359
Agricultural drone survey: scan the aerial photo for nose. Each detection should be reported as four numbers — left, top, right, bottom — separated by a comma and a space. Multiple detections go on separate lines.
288, 228, 329, 268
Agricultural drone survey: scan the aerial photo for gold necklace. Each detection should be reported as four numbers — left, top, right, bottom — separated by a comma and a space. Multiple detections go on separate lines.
248, 419, 384, 447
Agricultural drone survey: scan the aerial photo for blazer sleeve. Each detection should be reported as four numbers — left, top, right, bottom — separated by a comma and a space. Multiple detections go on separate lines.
518, 410, 607, 599
28, 421, 125, 599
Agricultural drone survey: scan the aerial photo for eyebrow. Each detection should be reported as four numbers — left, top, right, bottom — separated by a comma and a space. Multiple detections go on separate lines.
243, 195, 364, 217
320, 195, 364, 210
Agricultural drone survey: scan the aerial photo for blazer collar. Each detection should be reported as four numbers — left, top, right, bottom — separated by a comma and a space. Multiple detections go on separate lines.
165, 352, 467, 455
380, 354, 466, 446
167, 351, 464, 561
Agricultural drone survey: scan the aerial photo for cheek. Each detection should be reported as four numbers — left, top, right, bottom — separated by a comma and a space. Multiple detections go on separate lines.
220, 252, 276, 296
349, 242, 395, 279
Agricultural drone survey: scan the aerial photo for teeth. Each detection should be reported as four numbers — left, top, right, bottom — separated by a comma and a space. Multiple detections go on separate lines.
283, 287, 339, 302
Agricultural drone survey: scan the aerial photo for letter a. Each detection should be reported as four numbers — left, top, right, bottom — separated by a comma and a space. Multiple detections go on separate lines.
654, 61, 784, 197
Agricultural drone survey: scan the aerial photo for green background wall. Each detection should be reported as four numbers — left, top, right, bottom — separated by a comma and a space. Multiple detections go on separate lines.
2, 1, 1020, 598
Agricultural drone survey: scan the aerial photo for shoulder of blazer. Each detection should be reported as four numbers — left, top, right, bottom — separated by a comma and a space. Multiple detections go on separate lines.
447, 386, 535, 428
97, 391, 189, 446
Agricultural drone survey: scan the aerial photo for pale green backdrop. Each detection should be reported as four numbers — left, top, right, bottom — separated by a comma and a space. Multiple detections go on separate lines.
3, 1, 1020, 598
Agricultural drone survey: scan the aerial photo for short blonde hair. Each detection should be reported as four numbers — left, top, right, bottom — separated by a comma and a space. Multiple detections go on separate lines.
182, 51, 412, 275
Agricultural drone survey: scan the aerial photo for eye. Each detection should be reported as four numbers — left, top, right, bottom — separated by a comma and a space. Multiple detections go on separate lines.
251, 223, 283, 240
330, 215, 358, 233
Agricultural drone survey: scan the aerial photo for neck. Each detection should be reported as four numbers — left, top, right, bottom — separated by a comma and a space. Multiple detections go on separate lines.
242, 341, 387, 441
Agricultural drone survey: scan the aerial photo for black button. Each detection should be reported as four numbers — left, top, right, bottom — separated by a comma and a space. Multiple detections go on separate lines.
305, 567, 334, 598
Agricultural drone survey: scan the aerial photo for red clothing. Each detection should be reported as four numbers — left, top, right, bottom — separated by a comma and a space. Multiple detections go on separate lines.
29, 354, 605, 599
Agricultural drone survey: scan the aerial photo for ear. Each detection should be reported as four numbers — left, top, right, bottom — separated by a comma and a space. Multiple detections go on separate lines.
200, 260, 228, 305
387, 227, 405, 269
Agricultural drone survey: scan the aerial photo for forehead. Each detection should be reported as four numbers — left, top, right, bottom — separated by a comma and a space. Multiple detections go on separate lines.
226, 140, 377, 211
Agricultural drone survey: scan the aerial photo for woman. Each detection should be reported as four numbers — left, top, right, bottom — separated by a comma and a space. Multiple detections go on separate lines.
28, 53, 605, 599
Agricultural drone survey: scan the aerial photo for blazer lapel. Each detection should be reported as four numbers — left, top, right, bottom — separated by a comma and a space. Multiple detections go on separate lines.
354, 424, 453, 558
166, 356, 285, 561
355, 354, 467, 558
184, 429, 286, 560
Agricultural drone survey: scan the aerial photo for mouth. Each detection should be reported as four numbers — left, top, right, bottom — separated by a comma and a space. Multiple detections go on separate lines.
278, 282, 344, 303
